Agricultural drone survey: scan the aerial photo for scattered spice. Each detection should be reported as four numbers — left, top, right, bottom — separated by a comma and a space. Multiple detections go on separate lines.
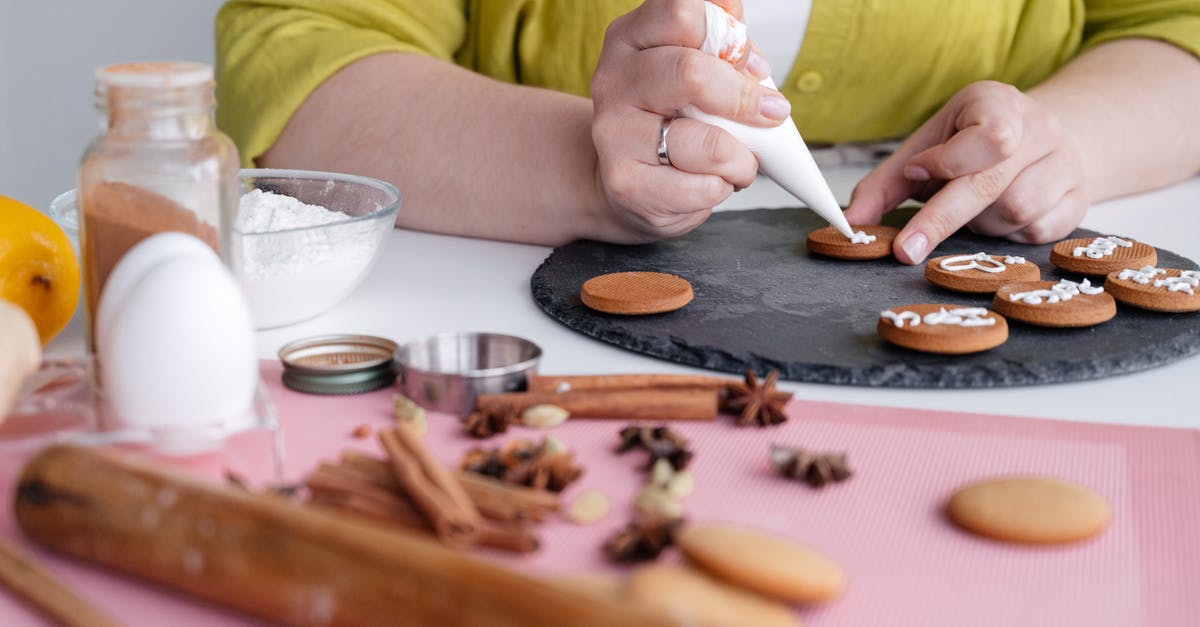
603, 516, 683, 563
393, 394, 429, 435
771, 445, 852, 488
460, 436, 584, 493
565, 490, 610, 525
379, 425, 482, 547
723, 369, 792, 427
635, 459, 694, 519
615, 425, 694, 471
463, 405, 516, 439
520, 404, 570, 429
350, 424, 372, 439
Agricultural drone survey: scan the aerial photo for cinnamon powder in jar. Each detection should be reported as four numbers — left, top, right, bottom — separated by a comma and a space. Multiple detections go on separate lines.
80, 181, 219, 347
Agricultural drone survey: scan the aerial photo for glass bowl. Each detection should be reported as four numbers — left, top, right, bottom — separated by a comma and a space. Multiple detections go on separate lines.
49, 168, 401, 329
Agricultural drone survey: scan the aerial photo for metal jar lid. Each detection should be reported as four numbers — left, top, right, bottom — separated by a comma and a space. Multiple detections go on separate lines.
278, 334, 399, 395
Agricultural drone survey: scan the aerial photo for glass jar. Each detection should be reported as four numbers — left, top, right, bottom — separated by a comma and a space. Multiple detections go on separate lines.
77, 62, 239, 352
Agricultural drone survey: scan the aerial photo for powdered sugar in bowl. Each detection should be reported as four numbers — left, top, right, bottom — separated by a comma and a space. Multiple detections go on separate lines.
232, 169, 400, 329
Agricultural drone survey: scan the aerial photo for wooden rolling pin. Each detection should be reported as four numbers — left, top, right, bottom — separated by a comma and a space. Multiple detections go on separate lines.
14, 445, 678, 627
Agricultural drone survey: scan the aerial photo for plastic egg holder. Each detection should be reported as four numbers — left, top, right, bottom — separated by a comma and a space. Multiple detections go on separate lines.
4, 233, 281, 459
49, 168, 401, 330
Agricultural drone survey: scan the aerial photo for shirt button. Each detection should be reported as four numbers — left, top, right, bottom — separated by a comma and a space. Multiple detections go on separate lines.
795, 70, 823, 93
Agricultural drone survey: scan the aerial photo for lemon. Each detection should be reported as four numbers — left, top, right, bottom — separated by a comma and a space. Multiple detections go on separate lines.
0, 195, 81, 345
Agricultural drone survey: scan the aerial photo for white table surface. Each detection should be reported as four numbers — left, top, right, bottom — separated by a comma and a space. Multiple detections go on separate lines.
48, 167, 1200, 428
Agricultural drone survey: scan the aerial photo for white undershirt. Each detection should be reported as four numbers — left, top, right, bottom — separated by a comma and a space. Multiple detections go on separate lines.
742, 0, 813, 83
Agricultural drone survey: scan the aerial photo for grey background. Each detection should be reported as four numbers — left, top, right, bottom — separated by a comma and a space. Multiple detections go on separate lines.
0, 0, 226, 212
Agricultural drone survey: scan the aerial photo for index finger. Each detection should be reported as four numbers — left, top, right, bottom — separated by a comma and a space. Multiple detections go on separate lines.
893, 164, 1020, 264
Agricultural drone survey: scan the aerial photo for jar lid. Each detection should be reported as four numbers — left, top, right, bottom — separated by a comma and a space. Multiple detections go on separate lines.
96, 62, 214, 89
278, 334, 398, 395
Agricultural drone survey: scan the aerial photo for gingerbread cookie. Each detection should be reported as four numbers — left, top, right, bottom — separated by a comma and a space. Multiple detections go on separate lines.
992, 278, 1116, 327
1104, 266, 1200, 313
925, 252, 1041, 294
807, 224, 899, 260
946, 476, 1111, 545
628, 564, 800, 627
675, 523, 846, 604
877, 304, 1008, 354
1050, 235, 1157, 276
580, 271, 693, 315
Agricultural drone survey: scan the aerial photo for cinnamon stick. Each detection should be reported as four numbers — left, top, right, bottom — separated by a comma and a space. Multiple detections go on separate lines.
527, 373, 733, 393
339, 451, 559, 523
475, 389, 719, 422
379, 427, 481, 547
0, 535, 120, 627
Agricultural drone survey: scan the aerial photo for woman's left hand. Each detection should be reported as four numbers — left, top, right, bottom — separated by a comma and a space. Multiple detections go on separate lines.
844, 80, 1088, 264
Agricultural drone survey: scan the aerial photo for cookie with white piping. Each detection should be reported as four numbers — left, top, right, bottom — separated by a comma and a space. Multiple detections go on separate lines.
1104, 267, 1200, 313
877, 304, 1008, 354
925, 252, 1041, 294
992, 278, 1116, 327
1050, 235, 1157, 276
807, 225, 898, 260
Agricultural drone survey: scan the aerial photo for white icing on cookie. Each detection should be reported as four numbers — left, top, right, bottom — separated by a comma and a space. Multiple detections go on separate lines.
1072, 236, 1132, 259
1117, 266, 1166, 284
1155, 273, 1199, 295
880, 310, 921, 328
922, 307, 996, 327
1008, 278, 1103, 305
939, 252, 1024, 274
849, 231, 877, 245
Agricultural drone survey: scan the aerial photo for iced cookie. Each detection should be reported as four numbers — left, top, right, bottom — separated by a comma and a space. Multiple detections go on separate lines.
807, 225, 898, 260
581, 272, 693, 315
946, 476, 1111, 545
992, 278, 1116, 327
877, 304, 1008, 354
628, 564, 800, 627
1050, 235, 1157, 276
1104, 267, 1200, 313
925, 252, 1041, 294
675, 523, 846, 604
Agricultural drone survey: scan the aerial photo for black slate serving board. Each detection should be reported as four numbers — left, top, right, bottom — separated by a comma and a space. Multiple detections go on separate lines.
531, 207, 1200, 388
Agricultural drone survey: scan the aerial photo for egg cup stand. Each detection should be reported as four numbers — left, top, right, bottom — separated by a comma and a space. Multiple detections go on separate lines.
1, 358, 285, 482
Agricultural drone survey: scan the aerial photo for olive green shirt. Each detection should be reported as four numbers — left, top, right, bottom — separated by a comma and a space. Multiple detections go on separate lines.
216, 0, 1200, 166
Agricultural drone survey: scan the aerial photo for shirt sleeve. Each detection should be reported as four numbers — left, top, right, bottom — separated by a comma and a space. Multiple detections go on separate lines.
215, 0, 467, 166
1082, 0, 1200, 59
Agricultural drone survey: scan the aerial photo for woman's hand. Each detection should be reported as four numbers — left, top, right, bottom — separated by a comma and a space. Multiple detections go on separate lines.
590, 0, 789, 242
844, 80, 1088, 264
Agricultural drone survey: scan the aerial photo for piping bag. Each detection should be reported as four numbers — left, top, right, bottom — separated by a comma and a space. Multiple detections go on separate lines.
687, 2, 855, 238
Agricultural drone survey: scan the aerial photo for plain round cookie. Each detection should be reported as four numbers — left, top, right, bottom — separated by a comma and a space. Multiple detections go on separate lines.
946, 476, 1111, 545
1104, 267, 1200, 313
925, 253, 1041, 294
1050, 236, 1157, 276
877, 304, 1008, 354
628, 564, 800, 627
580, 271, 694, 315
807, 225, 899, 260
992, 280, 1117, 327
675, 523, 846, 604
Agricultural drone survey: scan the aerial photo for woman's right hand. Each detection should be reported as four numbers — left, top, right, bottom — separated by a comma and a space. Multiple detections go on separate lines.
590, 0, 791, 242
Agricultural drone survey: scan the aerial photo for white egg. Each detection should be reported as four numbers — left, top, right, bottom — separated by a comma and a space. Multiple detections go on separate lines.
98, 245, 257, 437
96, 232, 218, 349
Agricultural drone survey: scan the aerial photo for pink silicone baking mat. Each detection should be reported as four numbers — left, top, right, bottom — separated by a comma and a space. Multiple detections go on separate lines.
1, 360, 1197, 626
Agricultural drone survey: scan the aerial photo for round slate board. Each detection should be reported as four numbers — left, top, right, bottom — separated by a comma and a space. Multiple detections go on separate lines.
531, 208, 1200, 388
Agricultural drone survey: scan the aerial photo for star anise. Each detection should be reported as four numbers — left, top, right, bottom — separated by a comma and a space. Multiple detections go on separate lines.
460, 436, 583, 492
723, 368, 792, 427
615, 424, 693, 471
603, 516, 683, 563
771, 445, 852, 488
463, 404, 516, 438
